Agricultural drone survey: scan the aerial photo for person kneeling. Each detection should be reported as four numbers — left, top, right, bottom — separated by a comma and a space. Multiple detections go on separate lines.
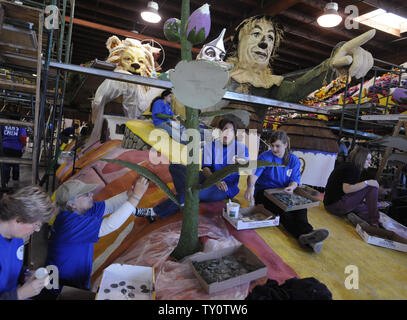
46, 177, 151, 292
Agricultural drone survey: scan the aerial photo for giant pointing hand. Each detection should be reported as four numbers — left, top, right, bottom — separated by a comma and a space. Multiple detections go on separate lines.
332, 29, 376, 79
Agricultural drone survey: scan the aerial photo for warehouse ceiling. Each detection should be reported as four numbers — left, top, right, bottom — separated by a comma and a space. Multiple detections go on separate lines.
58, 0, 407, 77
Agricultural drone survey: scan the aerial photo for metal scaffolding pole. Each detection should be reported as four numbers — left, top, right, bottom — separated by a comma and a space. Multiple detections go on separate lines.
49, 61, 330, 115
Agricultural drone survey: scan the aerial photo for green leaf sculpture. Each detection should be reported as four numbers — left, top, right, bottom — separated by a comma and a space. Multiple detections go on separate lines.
200, 160, 284, 190
101, 158, 180, 207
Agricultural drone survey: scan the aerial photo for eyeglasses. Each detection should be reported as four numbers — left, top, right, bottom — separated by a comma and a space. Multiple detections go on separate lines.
32, 221, 43, 229
75, 192, 93, 200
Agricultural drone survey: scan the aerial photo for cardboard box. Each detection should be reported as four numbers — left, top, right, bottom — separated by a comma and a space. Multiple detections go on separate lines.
356, 224, 407, 253
189, 244, 267, 294
57, 286, 96, 300
264, 187, 320, 212
222, 204, 279, 230
96, 264, 155, 300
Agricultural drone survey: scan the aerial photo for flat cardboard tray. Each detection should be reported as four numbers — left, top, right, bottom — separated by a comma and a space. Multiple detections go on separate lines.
264, 187, 320, 212
189, 244, 267, 295
96, 264, 155, 300
222, 204, 279, 230
356, 224, 407, 253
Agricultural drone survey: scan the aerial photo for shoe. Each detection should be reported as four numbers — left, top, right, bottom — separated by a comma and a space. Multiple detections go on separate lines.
347, 212, 369, 228
147, 216, 156, 224
310, 241, 323, 254
298, 229, 330, 247
133, 207, 155, 218
12, 180, 19, 188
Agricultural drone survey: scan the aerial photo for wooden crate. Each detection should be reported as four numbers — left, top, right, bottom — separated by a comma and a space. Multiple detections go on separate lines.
264, 187, 320, 212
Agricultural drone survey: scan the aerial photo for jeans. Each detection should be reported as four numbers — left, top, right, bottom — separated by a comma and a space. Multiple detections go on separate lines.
156, 121, 206, 145
324, 186, 379, 226
156, 121, 187, 145
255, 190, 313, 239
1, 147, 22, 187
154, 164, 229, 218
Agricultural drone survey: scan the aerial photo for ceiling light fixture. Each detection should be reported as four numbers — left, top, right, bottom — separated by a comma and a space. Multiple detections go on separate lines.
141, 1, 162, 24
317, 2, 342, 28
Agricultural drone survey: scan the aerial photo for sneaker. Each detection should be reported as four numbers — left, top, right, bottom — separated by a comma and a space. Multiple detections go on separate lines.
310, 241, 323, 254
347, 212, 369, 228
133, 207, 155, 218
298, 229, 330, 247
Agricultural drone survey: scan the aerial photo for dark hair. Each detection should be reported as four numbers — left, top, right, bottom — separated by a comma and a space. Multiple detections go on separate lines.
347, 145, 370, 173
160, 89, 172, 99
150, 89, 172, 109
218, 118, 237, 133
269, 130, 291, 165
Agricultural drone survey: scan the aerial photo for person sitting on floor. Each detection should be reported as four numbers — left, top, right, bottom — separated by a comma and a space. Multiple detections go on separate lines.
133, 118, 249, 219
323, 145, 380, 228
0, 186, 56, 300
46, 176, 152, 292
244, 130, 330, 254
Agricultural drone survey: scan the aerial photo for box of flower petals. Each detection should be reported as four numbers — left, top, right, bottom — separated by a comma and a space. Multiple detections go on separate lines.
189, 244, 267, 294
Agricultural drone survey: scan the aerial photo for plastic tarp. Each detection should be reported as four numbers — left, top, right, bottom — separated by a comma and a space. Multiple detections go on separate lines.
91, 214, 253, 300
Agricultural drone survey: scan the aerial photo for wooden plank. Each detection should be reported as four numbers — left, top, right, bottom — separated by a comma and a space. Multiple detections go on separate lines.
65, 16, 201, 54
0, 4, 4, 36
32, 10, 42, 185
0, 0, 42, 25
0, 119, 34, 127
361, 114, 407, 121
0, 79, 36, 92
264, 188, 320, 212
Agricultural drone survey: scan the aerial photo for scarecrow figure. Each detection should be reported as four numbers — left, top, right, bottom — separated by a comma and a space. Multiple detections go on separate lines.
224, 15, 375, 129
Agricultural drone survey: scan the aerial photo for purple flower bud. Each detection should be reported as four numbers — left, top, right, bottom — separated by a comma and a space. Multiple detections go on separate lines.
163, 18, 181, 43
186, 3, 211, 45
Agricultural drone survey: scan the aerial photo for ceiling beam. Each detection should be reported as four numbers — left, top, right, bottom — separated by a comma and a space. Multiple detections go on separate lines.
191, 0, 242, 17
281, 38, 330, 57
280, 8, 393, 52
224, 0, 304, 42
361, 0, 407, 19
65, 17, 200, 54
277, 47, 323, 64
250, 0, 304, 17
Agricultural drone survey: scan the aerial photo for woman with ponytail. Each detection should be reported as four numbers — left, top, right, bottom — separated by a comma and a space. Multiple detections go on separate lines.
244, 130, 330, 254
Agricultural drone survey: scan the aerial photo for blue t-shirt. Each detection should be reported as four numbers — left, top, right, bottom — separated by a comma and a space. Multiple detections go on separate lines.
1, 126, 26, 151
202, 140, 249, 198
46, 201, 105, 290
0, 234, 24, 299
152, 99, 174, 126
254, 151, 301, 195
61, 126, 75, 136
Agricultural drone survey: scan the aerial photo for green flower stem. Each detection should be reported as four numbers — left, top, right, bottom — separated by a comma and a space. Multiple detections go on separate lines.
171, 0, 202, 260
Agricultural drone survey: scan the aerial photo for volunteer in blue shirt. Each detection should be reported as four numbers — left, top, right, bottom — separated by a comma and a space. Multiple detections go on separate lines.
134, 119, 249, 219
151, 89, 186, 144
244, 130, 330, 254
1, 124, 27, 188
46, 176, 152, 291
0, 186, 56, 300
